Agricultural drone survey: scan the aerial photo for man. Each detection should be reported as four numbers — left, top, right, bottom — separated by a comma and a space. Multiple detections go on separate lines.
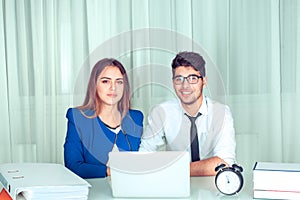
139, 51, 236, 176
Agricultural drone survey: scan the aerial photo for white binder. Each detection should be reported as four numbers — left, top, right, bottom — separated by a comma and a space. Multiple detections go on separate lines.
0, 163, 91, 200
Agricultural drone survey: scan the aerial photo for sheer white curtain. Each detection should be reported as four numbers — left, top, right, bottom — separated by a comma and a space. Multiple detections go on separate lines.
1, 0, 299, 171
280, 0, 300, 163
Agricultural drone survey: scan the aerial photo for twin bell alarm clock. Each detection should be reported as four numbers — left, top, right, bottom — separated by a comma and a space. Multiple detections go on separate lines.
214, 163, 244, 195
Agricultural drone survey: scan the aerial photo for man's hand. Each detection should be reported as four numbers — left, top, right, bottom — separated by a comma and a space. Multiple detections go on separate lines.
190, 156, 227, 176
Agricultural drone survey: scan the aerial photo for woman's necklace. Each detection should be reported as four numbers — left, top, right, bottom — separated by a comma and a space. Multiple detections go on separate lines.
99, 111, 121, 128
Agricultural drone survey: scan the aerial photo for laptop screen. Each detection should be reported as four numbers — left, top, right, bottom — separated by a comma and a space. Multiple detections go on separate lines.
108, 151, 190, 198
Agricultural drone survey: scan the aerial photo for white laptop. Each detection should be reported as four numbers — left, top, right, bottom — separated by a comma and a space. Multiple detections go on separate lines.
108, 151, 190, 198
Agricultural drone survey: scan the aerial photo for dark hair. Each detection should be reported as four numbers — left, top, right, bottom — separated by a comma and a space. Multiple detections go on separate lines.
78, 58, 130, 119
171, 51, 206, 77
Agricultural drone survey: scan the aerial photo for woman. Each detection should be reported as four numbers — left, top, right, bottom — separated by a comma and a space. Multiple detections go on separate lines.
64, 58, 143, 178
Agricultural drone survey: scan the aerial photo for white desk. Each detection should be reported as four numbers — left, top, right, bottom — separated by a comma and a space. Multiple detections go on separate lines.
86, 172, 254, 200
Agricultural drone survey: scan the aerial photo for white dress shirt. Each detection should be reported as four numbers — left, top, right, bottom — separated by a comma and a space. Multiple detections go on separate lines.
139, 96, 236, 165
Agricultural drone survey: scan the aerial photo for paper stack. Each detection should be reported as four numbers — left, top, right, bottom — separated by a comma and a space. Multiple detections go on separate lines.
0, 163, 91, 200
253, 162, 300, 200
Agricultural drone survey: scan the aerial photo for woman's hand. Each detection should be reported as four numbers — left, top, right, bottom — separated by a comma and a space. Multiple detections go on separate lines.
106, 167, 111, 176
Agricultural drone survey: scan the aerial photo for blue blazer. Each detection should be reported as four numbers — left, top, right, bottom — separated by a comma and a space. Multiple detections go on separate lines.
64, 108, 143, 178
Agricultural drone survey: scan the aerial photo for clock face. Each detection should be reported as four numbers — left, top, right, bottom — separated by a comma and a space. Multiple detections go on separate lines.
215, 170, 243, 195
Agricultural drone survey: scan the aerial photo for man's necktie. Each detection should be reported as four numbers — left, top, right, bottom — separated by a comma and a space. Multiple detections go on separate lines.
185, 113, 201, 162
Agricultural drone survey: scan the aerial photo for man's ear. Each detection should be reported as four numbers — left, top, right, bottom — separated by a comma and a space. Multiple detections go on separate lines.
202, 77, 207, 88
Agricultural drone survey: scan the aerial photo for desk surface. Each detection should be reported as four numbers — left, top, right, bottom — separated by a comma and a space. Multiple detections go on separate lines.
86, 172, 254, 200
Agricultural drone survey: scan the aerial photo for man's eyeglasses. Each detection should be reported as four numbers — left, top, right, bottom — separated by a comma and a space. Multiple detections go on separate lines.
173, 74, 203, 85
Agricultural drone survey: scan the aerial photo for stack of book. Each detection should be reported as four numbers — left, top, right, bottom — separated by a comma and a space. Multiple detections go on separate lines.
0, 163, 91, 200
253, 162, 300, 200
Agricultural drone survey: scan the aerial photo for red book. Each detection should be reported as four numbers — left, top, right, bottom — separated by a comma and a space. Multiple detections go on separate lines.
0, 188, 12, 200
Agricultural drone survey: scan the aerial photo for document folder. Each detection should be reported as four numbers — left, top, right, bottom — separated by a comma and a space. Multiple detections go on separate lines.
0, 163, 91, 200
